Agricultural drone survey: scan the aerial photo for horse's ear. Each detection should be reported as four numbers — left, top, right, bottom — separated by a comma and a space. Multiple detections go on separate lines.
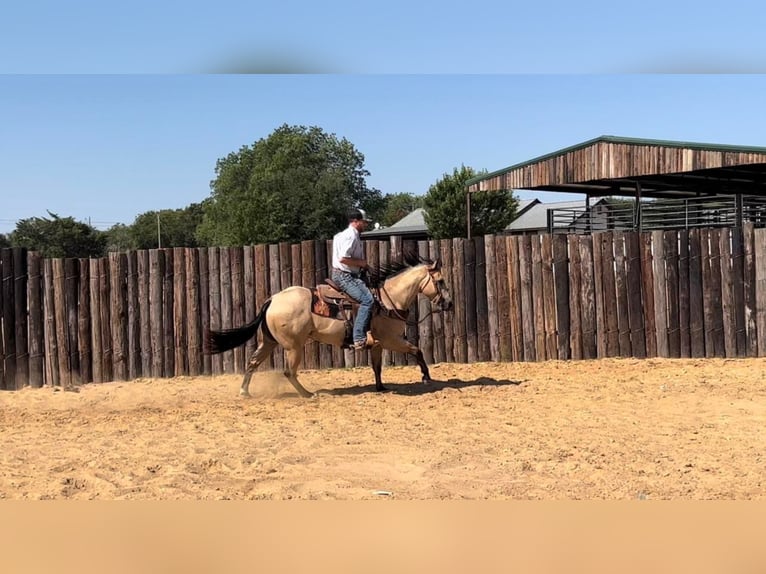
429, 259, 442, 271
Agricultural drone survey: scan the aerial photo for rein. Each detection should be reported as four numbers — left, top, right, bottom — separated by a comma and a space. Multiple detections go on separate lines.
375, 268, 443, 326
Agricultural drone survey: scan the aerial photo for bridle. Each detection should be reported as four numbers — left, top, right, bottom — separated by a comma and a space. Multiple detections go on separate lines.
378, 266, 448, 325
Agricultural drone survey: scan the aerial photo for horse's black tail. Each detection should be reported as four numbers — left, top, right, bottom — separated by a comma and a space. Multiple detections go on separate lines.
204, 299, 272, 355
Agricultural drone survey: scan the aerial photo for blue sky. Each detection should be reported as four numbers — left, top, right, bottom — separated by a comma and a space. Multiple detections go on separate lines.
3, 1, 766, 234
4, 74, 766, 233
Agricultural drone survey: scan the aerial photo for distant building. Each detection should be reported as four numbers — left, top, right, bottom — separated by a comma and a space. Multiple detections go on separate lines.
362, 199, 539, 241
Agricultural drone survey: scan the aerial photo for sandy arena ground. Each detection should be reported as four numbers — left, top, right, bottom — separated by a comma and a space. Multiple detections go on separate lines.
1, 358, 765, 500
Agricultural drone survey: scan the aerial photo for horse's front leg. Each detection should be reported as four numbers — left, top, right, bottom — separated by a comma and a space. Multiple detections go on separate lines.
383, 337, 432, 384
369, 344, 386, 392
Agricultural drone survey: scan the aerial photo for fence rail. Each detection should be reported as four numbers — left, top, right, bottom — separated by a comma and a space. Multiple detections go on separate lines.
548, 194, 766, 234
1, 224, 765, 389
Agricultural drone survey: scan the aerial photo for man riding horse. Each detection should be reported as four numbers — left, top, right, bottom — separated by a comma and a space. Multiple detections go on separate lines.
331, 208, 375, 351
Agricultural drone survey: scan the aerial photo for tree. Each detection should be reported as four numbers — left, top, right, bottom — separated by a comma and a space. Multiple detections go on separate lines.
423, 165, 518, 239
197, 124, 382, 246
379, 192, 424, 227
134, 202, 207, 249
9, 212, 107, 258
0, 233, 10, 248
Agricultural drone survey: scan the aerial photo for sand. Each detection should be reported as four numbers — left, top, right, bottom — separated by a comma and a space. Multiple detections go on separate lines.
1, 357, 765, 500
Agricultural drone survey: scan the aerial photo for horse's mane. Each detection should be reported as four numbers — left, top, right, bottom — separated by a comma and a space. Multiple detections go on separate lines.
366, 245, 432, 288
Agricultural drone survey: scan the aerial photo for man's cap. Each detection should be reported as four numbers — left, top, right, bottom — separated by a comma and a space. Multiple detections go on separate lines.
348, 208, 372, 222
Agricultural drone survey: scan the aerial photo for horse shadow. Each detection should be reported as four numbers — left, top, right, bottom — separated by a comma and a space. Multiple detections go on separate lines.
314, 376, 525, 397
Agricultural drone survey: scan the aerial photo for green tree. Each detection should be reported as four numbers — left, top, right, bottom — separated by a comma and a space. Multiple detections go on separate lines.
10, 212, 107, 258
198, 124, 382, 245
380, 192, 424, 227
423, 165, 518, 239
133, 202, 207, 249
104, 223, 134, 252
0, 233, 10, 248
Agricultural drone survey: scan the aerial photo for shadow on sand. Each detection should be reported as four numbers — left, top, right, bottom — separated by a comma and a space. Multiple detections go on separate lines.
314, 376, 524, 397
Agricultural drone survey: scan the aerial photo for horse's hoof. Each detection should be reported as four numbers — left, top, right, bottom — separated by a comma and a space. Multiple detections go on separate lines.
239, 390, 251, 398
422, 378, 432, 385
376, 384, 390, 393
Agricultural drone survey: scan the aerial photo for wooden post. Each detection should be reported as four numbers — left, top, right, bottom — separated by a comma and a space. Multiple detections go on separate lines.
701, 229, 715, 357
89, 259, 103, 383
664, 231, 681, 358
149, 250, 164, 378
110, 253, 128, 381
518, 235, 536, 361
187, 248, 202, 376
78, 258, 92, 383
126, 251, 140, 380
567, 235, 583, 360
230, 247, 245, 372
600, 232, 619, 357
625, 232, 646, 359
640, 233, 658, 358
429, 240, 445, 364
552, 234, 570, 360
138, 250, 152, 377
173, 247, 189, 377
208, 247, 223, 375
162, 249, 174, 377
652, 230, 669, 357
541, 235, 558, 360
198, 248, 211, 375
27, 251, 45, 388
64, 258, 80, 384
677, 231, 691, 358
719, 229, 737, 357
743, 223, 757, 357
43, 259, 60, 387
730, 227, 747, 357
474, 236, 490, 362
708, 229, 725, 357
505, 236, 522, 362
243, 245, 257, 365
688, 229, 705, 358
578, 235, 597, 360
464, 238, 478, 363
613, 232, 632, 357
452, 238, 467, 363
755, 228, 766, 356
13, 248, 29, 389
531, 235, 546, 360
439, 239, 454, 363
220, 247, 234, 373
53, 259, 71, 387
2, 249, 16, 389
592, 233, 606, 358
484, 236, 499, 362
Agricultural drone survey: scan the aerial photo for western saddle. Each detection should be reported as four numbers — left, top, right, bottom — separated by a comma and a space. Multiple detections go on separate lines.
311, 278, 407, 348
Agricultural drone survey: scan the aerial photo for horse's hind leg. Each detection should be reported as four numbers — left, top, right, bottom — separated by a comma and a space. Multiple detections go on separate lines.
283, 348, 313, 398
240, 338, 277, 397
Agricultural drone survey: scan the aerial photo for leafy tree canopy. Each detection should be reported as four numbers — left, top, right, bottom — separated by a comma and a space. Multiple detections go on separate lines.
423, 165, 518, 239
9, 212, 107, 258
198, 124, 382, 245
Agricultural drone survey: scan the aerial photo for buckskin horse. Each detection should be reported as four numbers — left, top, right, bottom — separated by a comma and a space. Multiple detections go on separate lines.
204, 257, 453, 398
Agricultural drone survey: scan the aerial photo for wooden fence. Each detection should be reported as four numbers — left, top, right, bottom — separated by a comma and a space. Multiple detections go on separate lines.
1, 225, 765, 390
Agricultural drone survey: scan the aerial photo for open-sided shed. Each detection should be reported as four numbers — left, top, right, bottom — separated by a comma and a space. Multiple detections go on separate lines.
465, 135, 766, 235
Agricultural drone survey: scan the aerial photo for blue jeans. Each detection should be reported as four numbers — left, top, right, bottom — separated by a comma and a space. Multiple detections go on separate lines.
332, 270, 374, 343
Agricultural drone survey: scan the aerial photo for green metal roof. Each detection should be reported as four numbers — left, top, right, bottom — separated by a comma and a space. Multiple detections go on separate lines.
465, 135, 766, 188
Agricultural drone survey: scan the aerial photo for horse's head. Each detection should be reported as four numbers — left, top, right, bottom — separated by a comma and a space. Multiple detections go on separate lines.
420, 259, 453, 312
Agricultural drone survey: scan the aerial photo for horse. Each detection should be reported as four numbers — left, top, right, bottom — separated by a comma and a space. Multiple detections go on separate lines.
203, 257, 453, 398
